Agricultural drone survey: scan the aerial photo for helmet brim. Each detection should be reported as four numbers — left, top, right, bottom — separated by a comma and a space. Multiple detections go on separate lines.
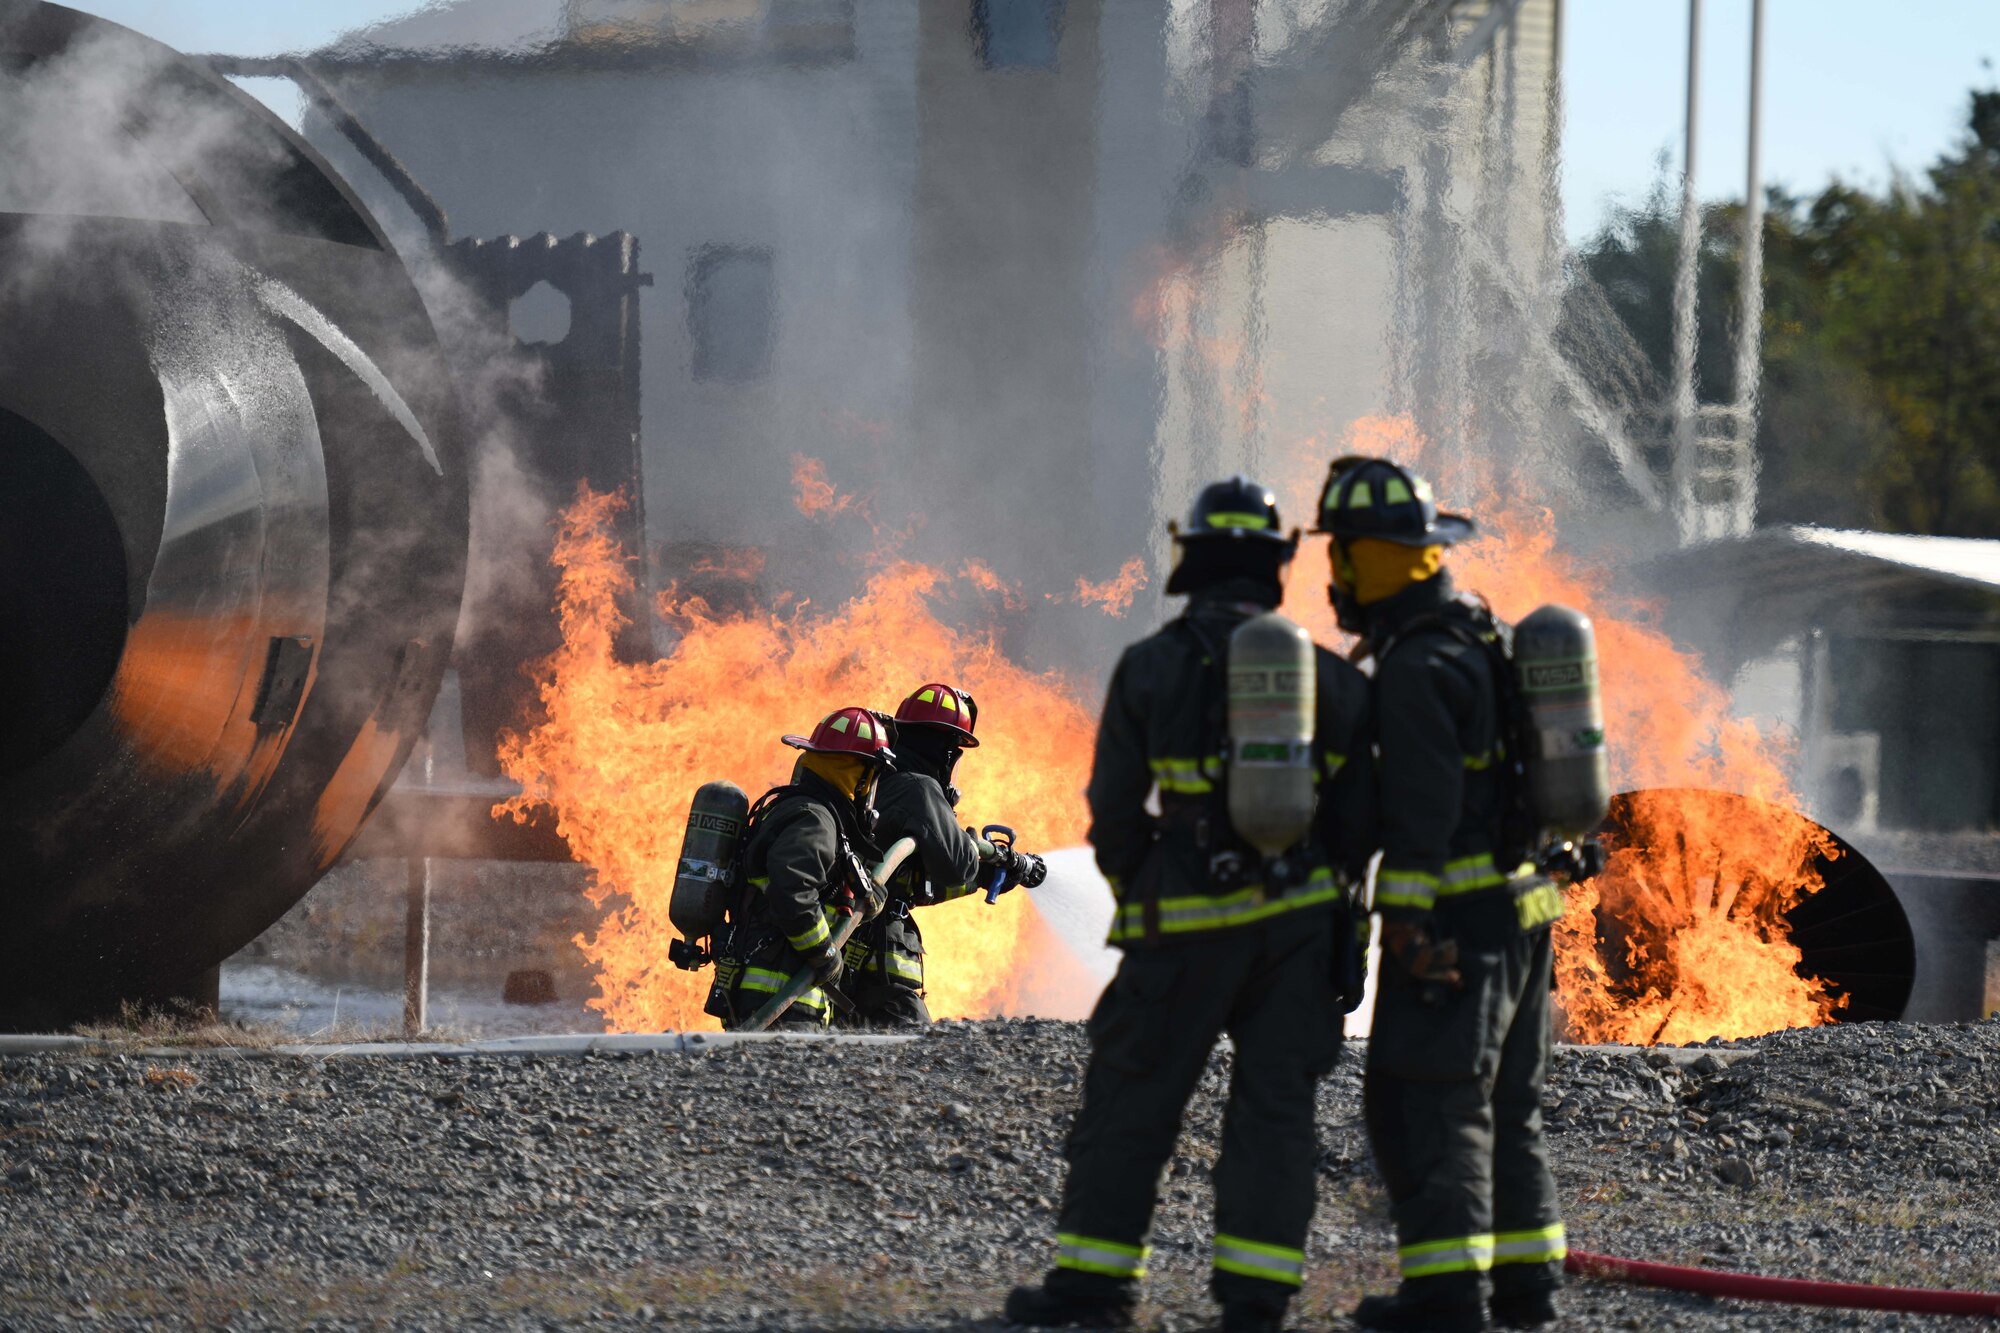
897, 719, 979, 747
1314, 511, 1476, 546
782, 734, 898, 763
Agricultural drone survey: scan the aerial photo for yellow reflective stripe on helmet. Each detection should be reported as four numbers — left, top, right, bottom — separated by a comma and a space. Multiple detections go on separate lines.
1205, 510, 1270, 530
1346, 480, 1373, 507
1107, 870, 1343, 941
786, 912, 833, 953
1212, 1234, 1305, 1287
1320, 752, 1347, 778
1462, 749, 1494, 771
1375, 867, 1438, 912
1398, 1233, 1495, 1278
1491, 1224, 1566, 1266
1383, 476, 1413, 504
1055, 1232, 1148, 1279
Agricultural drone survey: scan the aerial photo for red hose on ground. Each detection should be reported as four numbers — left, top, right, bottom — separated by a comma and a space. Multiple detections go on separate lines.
1567, 1249, 2000, 1318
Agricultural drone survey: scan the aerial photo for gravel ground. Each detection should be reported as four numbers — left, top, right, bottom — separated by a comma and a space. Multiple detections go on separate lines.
0, 1018, 1996, 1331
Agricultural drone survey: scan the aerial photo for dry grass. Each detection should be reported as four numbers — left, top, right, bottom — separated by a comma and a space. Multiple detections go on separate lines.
67, 1000, 454, 1050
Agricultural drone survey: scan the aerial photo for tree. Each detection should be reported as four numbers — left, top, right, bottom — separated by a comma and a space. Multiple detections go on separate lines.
1571, 91, 2000, 537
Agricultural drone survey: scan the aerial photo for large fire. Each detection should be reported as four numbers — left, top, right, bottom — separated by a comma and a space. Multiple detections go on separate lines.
1279, 416, 1843, 1044
505, 409, 1843, 1043
496, 479, 1104, 1032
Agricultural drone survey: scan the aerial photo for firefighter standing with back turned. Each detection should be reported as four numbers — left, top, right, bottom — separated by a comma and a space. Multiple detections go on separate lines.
1003, 476, 1374, 1333
722, 707, 897, 1028
839, 683, 1048, 1025
1316, 457, 1567, 1332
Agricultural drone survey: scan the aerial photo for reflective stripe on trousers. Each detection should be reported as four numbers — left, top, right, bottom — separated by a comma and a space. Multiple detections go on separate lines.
737, 966, 829, 1016
1055, 1232, 1148, 1279
1212, 1233, 1305, 1287
1107, 870, 1343, 942
1398, 1233, 1495, 1278
1492, 1223, 1565, 1266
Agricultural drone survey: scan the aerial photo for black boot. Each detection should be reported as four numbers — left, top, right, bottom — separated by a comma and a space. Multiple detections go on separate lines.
1488, 1290, 1557, 1329
1351, 1288, 1487, 1332
1002, 1280, 1137, 1329
1220, 1299, 1286, 1332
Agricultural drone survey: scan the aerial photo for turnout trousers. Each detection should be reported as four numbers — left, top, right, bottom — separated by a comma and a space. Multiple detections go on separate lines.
1363, 896, 1564, 1303
835, 903, 930, 1027
724, 932, 832, 1029
1049, 908, 1346, 1316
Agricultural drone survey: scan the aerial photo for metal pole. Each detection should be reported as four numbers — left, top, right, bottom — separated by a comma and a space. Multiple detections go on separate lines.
1734, 0, 1766, 417
1670, 0, 1704, 541
403, 857, 430, 1035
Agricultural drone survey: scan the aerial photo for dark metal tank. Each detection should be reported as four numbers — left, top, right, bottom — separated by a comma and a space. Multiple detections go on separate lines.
0, 2, 468, 1027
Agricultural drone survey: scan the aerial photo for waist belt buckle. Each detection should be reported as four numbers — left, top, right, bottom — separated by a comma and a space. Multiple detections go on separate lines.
1209, 849, 1248, 890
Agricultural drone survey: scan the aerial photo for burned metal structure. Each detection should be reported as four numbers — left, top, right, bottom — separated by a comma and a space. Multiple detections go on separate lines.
443, 230, 651, 778
0, 2, 468, 1027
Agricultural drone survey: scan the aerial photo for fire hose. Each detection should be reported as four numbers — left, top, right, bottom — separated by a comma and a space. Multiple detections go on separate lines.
737, 837, 918, 1032
1567, 1248, 2000, 1317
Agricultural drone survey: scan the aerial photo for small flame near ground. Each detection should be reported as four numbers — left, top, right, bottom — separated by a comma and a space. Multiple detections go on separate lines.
496, 483, 1102, 1032
1281, 416, 1843, 1044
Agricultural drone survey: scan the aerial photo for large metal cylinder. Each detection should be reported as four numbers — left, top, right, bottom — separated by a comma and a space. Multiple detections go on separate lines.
1226, 611, 1317, 858
0, 3, 468, 1027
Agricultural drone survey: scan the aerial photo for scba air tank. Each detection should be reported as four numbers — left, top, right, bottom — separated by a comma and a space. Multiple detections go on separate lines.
1226, 612, 1318, 857
669, 781, 750, 939
1513, 605, 1611, 839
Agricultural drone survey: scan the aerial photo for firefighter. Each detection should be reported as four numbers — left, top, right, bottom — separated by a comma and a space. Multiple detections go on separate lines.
1316, 456, 1565, 1332
724, 706, 896, 1029
839, 683, 1048, 1026
1003, 476, 1374, 1333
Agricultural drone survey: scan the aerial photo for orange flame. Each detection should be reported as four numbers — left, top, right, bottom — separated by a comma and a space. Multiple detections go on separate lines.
1075, 558, 1148, 616
497, 486, 1100, 1032
790, 454, 853, 520
1296, 416, 1841, 1043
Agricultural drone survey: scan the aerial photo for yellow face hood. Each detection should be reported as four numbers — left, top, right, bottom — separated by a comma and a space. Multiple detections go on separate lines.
1335, 537, 1445, 606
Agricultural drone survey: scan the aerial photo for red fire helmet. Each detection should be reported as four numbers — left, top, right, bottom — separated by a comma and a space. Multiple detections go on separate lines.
782, 706, 898, 764
893, 683, 979, 747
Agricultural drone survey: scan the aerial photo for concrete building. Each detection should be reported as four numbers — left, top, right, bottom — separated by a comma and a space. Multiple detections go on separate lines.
296, 0, 1567, 665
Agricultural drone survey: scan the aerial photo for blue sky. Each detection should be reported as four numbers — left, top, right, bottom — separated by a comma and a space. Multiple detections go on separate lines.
67, 1, 2000, 241
1564, 0, 2000, 239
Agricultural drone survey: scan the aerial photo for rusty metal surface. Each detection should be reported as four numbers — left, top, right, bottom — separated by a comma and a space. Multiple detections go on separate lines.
0, 2, 467, 1027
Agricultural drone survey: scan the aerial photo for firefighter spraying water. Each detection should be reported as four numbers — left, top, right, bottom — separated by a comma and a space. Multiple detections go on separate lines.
664, 693, 1050, 1029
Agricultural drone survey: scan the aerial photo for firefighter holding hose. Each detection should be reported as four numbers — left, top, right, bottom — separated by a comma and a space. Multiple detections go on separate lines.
836, 682, 1048, 1026
1317, 457, 1566, 1332
721, 707, 897, 1027
1003, 476, 1374, 1333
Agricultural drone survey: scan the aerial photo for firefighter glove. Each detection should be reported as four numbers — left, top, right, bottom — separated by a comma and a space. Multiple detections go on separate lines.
1380, 919, 1462, 988
805, 945, 845, 991
856, 878, 889, 923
